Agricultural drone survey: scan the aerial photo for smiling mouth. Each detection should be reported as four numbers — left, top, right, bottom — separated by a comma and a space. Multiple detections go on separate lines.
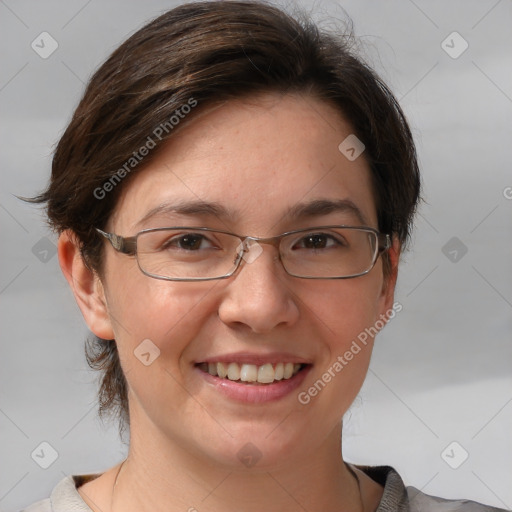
196, 362, 307, 385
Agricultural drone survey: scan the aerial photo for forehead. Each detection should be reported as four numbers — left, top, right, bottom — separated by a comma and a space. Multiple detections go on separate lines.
110, 93, 377, 233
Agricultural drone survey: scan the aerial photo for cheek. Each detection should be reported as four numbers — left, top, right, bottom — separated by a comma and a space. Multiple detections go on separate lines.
302, 273, 385, 351
102, 264, 223, 427
103, 258, 218, 370
289, 285, 382, 431
298, 276, 384, 395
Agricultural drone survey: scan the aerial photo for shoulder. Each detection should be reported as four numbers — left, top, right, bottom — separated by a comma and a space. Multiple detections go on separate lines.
20, 466, 510, 512
20, 498, 52, 512
406, 486, 508, 512
354, 465, 509, 512
20, 473, 100, 512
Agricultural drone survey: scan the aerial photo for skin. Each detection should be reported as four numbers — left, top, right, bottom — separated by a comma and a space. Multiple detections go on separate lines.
59, 92, 400, 512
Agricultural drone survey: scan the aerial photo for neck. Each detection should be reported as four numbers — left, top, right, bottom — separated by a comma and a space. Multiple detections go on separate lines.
110, 419, 363, 512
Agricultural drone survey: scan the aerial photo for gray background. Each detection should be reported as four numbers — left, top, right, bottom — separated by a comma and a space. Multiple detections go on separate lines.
1, 0, 511, 510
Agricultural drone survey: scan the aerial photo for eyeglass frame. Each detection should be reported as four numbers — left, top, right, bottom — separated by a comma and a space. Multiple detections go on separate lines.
96, 225, 391, 281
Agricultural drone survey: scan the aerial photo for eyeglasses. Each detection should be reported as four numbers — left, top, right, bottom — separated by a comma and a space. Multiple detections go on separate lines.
96, 226, 391, 281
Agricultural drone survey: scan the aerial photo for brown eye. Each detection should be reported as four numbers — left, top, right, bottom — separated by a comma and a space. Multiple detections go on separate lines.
293, 233, 345, 250
162, 233, 214, 251
176, 234, 205, 250
302, 234, 329, 249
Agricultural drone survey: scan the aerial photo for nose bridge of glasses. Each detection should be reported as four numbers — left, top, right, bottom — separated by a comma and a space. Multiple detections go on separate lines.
233, 235, 282, 270
242, 235, 281, 250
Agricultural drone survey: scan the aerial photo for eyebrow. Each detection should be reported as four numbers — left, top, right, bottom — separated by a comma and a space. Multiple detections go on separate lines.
136, 198, 369, 228
285, 198, 369, 226
136, 199, 237, 227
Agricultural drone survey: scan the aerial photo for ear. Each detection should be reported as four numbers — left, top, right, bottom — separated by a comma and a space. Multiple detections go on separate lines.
379, 236, 401, 314
58, 230, 115, 340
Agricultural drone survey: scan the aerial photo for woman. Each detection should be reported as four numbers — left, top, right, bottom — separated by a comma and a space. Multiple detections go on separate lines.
22, 1, 508, 511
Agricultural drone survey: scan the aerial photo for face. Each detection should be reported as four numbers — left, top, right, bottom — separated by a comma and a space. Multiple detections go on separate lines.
89, 93, 397, 470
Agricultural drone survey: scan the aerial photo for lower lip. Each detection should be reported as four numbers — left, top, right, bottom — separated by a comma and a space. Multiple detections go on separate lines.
195, 365, 311, 404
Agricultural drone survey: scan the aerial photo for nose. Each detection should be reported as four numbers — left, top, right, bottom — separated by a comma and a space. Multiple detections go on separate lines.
217, 241, 300, 334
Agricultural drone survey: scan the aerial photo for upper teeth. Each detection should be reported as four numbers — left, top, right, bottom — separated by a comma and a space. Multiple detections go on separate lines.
203, 362, 302, 384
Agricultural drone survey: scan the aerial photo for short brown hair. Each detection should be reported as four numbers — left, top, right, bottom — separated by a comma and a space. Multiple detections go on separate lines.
30, 0, 420, 438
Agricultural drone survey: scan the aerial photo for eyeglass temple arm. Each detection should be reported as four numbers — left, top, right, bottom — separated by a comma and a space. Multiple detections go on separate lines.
96, 229, 137, 255
378, 233, 392, 252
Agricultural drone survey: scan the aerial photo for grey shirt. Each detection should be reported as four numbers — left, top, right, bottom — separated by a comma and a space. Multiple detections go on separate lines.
21, 465, 508, 512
